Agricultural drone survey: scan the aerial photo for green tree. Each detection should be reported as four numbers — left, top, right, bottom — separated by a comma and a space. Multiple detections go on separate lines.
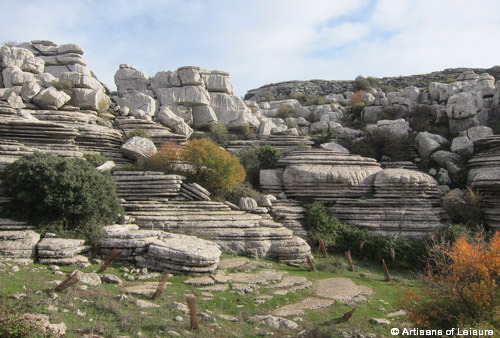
0, 152, 123, 245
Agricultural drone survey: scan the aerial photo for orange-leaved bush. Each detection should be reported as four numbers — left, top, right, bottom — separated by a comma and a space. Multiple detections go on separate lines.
400, 231, 499, 329
142, 142, 184, 174
181, 139, 246, 196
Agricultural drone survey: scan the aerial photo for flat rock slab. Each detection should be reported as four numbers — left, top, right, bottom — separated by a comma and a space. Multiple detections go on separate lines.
218, 257, 272, 271
228, 270, 284, 285
272, 297, 335, 317
313, 277, 373, 304
268, 276, 309, 289
134, 298, 160, 309
183, 276, 214, 286
200, 284, 228, 292
124, 282, 172, 295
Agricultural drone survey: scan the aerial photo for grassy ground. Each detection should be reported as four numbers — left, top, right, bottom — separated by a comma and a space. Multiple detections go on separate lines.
0, 252, 420, 337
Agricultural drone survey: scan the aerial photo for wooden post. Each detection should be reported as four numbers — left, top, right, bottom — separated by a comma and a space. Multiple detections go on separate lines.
342, 307, 357, 322
319, 239, 328, 258
390, 247, 396, 268
55, 273, 80, 292
306, 256, 316, 271
186, 294, 199, 330
152, 270, 169, 301
359, 240, 364, 258
345, 250, 355, 271
382, 258, 391, 281
98, 248, 120, 273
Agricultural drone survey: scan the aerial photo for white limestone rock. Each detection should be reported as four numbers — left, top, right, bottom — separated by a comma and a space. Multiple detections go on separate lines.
177, 66, 203, 86
56, 53, 86, 66
32, 87, 70, 109
57, 43, 84, 55
157, 86, 210, 106
414, 131, 448, 158
209, 92, 260, 129
192, 105, 218, 128
202, 70, 234, 95
156, 106, 193, 137
431, 150, 463, 168
114, 65, 149, 93
2, 67, 36, 87
239, 197, 258, 211
446, 91, 483, 120
248, 315, 298, 330
116, 92, 158, 119
467, 126, 493, 144
320, 142, 350, 153
121, 136, 157, 161
60, 72, 103, 91
20, 80, 42, 102
6, 92, 26, 109
367, 119, 409, 139
70, 88, 110, 111
0, 46, 44, 73
451, 136, 474, 157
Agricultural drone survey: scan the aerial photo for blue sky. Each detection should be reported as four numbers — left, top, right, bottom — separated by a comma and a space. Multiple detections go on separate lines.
2, 0, 500, 96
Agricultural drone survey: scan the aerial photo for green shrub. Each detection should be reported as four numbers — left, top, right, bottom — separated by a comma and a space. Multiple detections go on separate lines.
83, 153, 108, 167
0, 152, 123, 246
304, 202, 344, 247
0, 300, 47, 338
276, 104, 298, 119
241, 122, 257, 140
342, 139, 376, 159
236, 145, 281, 188
97, 97, 110, 115
313, 129, 338, 147
303, 94, 326, 106
182, 139, 246, 197
225, 182, 262, 205
207, 123, 234, 147
353, 75, 371, 91
438, 223, 474, 243
126, 128, 150, 140
258, 91, 275, 102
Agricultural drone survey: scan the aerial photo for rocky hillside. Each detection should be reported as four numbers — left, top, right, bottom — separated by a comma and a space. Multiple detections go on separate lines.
0, 39, 499, 258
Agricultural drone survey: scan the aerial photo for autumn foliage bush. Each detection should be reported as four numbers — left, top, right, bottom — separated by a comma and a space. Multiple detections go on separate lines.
142, 142, 184, 174
401, 232, 500, 329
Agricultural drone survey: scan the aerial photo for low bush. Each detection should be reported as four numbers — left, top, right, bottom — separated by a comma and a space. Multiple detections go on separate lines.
342, 139, 376, 159
313, 129, 338, 147
182, 139, 246, 197
126, 128, 150, 140
276, 104, 299, 119
207, 123, 234, 147
0, 152, 123, 246
141, 142, 183, 174
224, 182, 262, 205
401, 232, 499, 330
348, 91, 365, 120
83, 153, 108, 167
304, 202, 427, 268
303, 94, 325, 106
241, 122, 257, 140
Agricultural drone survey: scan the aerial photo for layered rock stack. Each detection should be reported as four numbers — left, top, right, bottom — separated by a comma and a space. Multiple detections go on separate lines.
99, 224, 163, 262
468, 135, 500, 230
113, 171, 184, 201
0, 230, 40, 264
114, 65, 259, 135
279, 150, 382, 200
227, 135, 314, 154
330, 169, 446, 238
36, 237, 90, 265
135, 233, 221, 274
268, 199, 308, 240
115, 117, 187, 148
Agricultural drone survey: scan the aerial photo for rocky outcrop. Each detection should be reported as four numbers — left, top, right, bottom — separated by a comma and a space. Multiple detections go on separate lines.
468, 135, 500, 230
330, 169, 446, 238
268, 199, 308, 240
113, 171, 184, 201
114, 117, 187, 147
0, 230, 40, 263
36, 237, 90, 265
114, 65, 258, 131
279, 150, 382, 200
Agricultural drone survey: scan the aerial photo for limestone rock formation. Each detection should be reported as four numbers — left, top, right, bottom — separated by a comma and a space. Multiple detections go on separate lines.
0, 230, 40, 263
121, 136, 157, 161
468, 135, 500, 230
37, 238, 90, 265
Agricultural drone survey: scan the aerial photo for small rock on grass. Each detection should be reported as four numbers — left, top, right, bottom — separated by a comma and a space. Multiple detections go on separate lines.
370, 318, 391, 326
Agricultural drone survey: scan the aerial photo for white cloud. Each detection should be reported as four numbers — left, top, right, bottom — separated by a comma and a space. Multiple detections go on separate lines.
1, 0, 500, 96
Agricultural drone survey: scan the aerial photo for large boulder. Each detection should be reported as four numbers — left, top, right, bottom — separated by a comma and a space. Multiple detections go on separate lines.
209, 92, 260, 129
192, 105, 218, 129
0, 46, 44, 73
414, 131, 448, 158
116, 92, 158, 119
20, 80, 42, 102
367, 119, 409, 140
177, 66, 203, 86
202, 70, 234, 95
156, 106, 193, 137
114, 64, 149, 93
121, 136, 157, 161
2, 67, 36, 87
150, 70, 181, 91
60, 72, 103, 91
70, 88, 110, 111
446, 91, 483, 120
451, 136, 474, 158
156, 86, 210, 106
32, 87, 71, 109
467, 126, 493, 144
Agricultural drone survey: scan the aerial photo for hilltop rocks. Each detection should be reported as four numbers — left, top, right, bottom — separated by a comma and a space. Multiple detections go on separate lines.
114, 64, 149, 93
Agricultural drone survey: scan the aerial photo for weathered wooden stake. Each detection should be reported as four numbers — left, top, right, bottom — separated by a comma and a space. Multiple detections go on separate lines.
152, 270, 170, 301
342, 307, 357, 322
319, 239, 328, 258
306, 256, 316, 271
98, 248, 120, 273
55, 273, 80, 292
187, 294, 199, 330
345, 250, 355, 271
382, 258, 391, 281
359, 240, 364, 258
390, 247, 396, 268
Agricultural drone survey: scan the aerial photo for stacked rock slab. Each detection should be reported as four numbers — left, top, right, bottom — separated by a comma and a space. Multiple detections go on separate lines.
468, 135, 500, 230
36, 238, 90, 265
227, 135, 314, 154
280, 150, 382, 201
115, 117, 187, 147
268, 199, 308, 240
135, 233, 221, 274
0, 230, 40, 263
99, 224, 163, 262
113, 171, 184, 201
331, 169, 446, 238
123, 200, 310, 264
